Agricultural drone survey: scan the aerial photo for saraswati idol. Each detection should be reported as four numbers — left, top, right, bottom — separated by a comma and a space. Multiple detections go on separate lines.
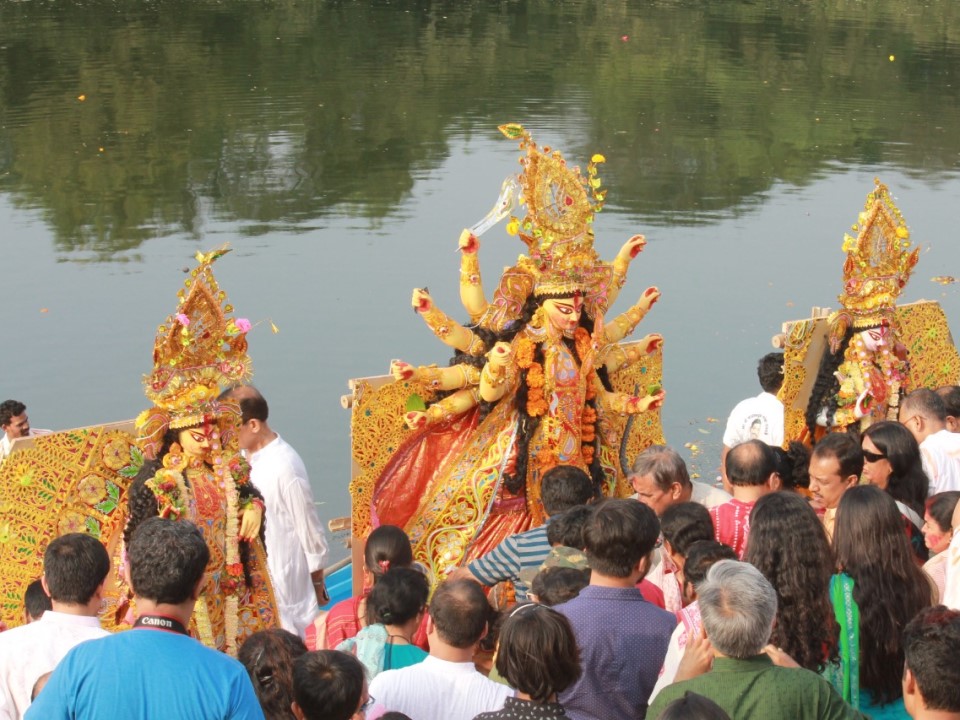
123, 246, 278, 655
366, 124, 666, 585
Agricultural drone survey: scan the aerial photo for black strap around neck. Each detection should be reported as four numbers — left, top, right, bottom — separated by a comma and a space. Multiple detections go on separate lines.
132, 614, 189, 635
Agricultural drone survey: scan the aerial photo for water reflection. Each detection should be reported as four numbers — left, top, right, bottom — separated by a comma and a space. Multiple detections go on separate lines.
2, 0, 960, 252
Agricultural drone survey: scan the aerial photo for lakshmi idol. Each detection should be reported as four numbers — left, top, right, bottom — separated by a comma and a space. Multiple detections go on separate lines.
124, 246, 278, 655
372, 124, 666, 585
805, 181, 919, 439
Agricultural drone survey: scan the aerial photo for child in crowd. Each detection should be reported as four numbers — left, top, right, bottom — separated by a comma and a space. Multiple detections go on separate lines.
23, 578, 51, 624
337, 567, 429, 679
307, 525, 414, 651
238, 628, 308, 720
530, 566, 590, 607
474, 603, 581, 720
648, 541, 736, 701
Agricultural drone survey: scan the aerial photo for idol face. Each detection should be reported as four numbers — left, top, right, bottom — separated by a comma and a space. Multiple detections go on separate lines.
178, 425, 212, 461
859, 324, 889, 353
542, 296, 583, 338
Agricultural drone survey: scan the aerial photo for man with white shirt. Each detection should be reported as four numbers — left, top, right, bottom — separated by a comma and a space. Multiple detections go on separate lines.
370, 579, 511, 720
721, 353, 785, 488
0, 401, 50, 465
0, 533, 110, 720
900, 389, 960, 495
224, 386, 329, 638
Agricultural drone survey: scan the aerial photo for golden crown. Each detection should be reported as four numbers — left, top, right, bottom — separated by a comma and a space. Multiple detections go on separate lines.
481, 125, 614, 331
836, 180, 919, 329
137, 245, 252, 454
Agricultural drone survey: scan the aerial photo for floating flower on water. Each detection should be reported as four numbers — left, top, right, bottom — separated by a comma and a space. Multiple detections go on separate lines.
932, 276, 957, 285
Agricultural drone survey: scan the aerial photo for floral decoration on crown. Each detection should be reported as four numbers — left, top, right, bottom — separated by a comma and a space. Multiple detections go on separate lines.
483, 124, 614, 330
829, 179, 920, 346
136, 244, 252, 455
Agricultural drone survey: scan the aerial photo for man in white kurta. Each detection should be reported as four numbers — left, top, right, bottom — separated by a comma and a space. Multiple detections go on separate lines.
227, 386, 329, 637
0, 533, 110, 720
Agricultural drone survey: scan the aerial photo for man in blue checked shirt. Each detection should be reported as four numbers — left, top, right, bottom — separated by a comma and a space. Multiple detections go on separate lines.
452, 465, 594, 601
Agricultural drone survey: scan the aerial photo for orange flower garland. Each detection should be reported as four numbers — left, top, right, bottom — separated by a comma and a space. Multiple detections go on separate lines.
515, 337, 548, 417
573, 328, 598, 467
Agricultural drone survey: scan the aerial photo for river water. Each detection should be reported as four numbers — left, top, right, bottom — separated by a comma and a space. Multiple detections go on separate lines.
2, 0, 960, 555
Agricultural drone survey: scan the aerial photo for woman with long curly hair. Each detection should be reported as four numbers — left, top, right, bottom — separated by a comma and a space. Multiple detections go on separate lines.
830, 485, 934, 718
861, 421, 930, 562
743, 492, 838, 672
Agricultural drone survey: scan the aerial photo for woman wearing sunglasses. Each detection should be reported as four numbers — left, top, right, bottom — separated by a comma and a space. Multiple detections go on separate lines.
860, 421, 930, 562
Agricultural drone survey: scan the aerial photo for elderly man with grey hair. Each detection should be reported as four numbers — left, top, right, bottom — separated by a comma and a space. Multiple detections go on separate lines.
632, 445, 730, 612
630, 445, 729, 518
647, 560, 868, 720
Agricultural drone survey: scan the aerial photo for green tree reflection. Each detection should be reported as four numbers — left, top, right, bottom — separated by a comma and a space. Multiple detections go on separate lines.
0, 0, 958, 252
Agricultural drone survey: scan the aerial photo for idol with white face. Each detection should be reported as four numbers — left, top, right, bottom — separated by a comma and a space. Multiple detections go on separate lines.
858, 323, 890, 352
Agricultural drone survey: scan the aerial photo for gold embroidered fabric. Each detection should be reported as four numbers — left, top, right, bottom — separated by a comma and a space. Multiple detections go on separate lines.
0, 425, 139, 630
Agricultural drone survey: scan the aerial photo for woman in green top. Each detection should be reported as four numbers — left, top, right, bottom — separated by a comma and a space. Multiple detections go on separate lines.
338, 567, 429, 678
830, 485, 933, 718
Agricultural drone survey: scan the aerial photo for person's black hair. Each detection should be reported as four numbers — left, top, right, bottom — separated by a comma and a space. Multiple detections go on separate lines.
128, 517, 210, 604
833, 485, 934, 704
773, 441, 811, 490
367, 567, 429, 627
903, 606, 960, 712
546, 505, 591, 548
744, 492, 838, 672
0, 400, 26, 427
364, 525, 414, 582
655, 692, 732, 720
927, 491, 960, 533
530, 566, 590, 607
660, 503, 713, 558
583, 499, 659, 578
238, 629, 307, 720
681, 541, 737, 590
811, 431, 864, 480
495, 604, 581, 703
292, 651, 365, 720
227, 385, 269, 424
805, 326, 854, 437
540, 465, 596, 516
43, 533, 110, 605
935, 385, 960, 420
23, 578, 51, 620
380, 714, 414, 720
862, 421, 930, 518
724, 440, 777, 487
902, 387, 948, 423
428, 578, 491, 648
757, 353, 785, 394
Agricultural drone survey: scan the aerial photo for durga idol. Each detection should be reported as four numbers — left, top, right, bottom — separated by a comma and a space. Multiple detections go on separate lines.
372, 124, 666, 585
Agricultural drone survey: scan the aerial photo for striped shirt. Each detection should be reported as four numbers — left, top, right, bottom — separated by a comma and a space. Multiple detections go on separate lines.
467, 524, 550, 601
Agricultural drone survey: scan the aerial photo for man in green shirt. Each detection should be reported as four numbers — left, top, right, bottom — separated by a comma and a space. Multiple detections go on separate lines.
647, 560, 868, 720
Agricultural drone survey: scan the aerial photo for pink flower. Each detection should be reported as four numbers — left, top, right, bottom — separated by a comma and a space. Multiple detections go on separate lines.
175, 313, 190, 326
235, 318, 252, 333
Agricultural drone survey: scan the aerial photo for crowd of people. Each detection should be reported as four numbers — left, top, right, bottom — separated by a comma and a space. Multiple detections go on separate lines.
4, 361, 960, 720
